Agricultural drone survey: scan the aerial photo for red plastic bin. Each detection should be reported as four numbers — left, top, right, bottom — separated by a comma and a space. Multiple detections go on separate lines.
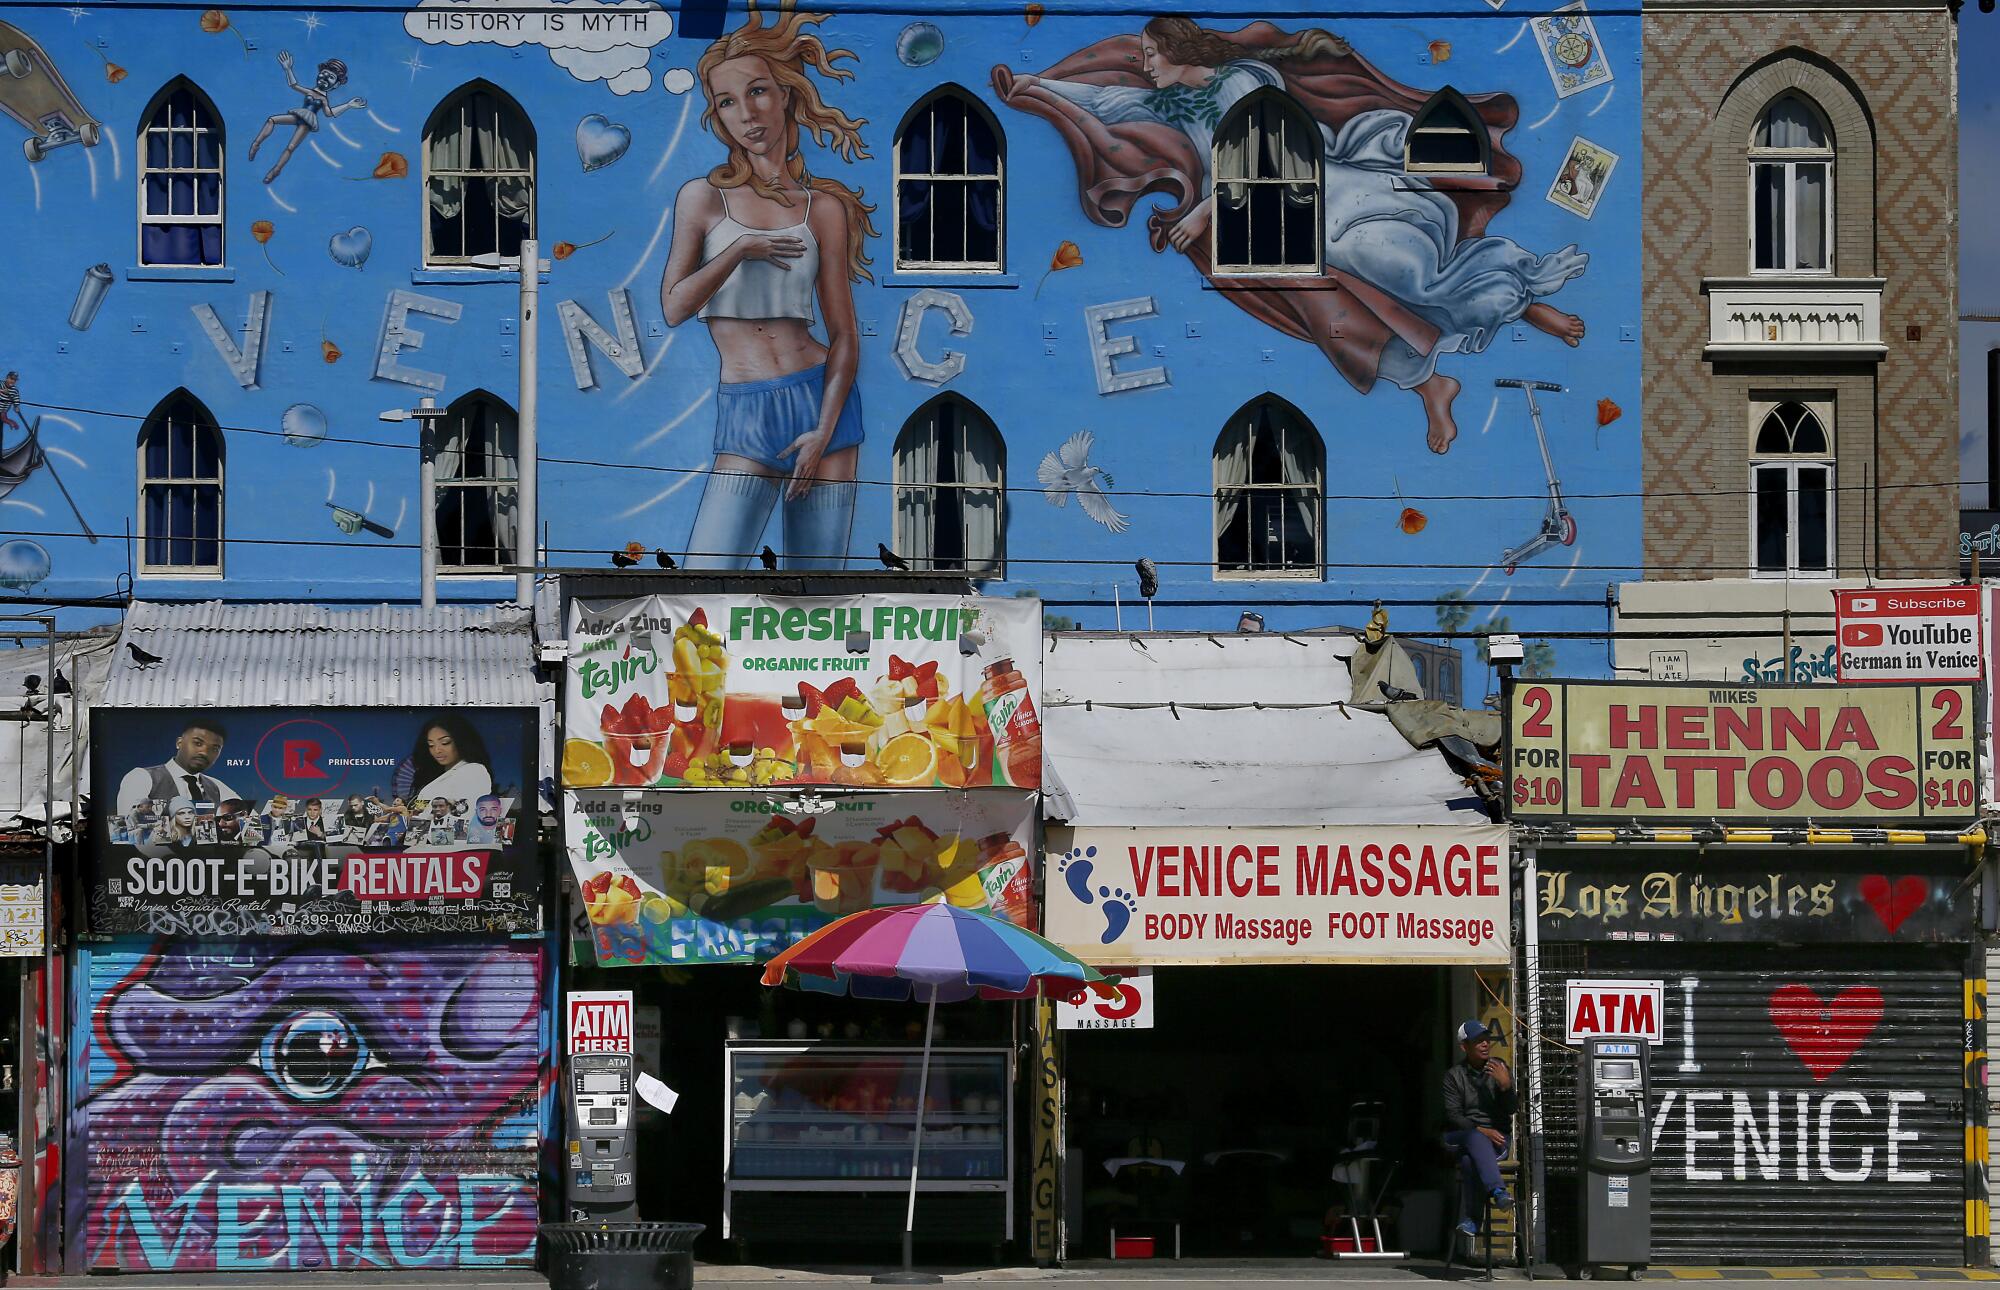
1113, 1236, 1156, 1259
1320, 1234, 1380, 1256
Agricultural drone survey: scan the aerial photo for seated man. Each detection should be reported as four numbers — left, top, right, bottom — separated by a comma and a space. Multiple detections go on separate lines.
1442, 1019, 1516, 1240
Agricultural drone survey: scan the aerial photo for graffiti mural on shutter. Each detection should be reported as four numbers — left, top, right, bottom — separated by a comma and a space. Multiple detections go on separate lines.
77, 937, 547, 1272
1540, 946, 1965, 1265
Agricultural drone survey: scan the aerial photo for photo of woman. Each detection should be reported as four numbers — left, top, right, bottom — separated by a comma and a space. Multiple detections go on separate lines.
661, 5, 878, 571
406, 714, 494, 803
994, 17, 1589, 453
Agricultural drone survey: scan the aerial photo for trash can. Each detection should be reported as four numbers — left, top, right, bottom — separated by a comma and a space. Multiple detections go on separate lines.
542, 1221, 705, 1290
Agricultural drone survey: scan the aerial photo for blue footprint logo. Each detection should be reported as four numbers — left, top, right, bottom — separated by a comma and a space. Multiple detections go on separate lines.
1097, 886, 1137, 944
1056, 846, 1098, 904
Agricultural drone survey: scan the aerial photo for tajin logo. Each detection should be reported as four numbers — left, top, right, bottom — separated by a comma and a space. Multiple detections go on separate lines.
282, 739, 329, 779
1841, 623, 1884, 648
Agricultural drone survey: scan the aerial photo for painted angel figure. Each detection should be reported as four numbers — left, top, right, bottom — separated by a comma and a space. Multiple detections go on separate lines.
994, 18, 1590, 453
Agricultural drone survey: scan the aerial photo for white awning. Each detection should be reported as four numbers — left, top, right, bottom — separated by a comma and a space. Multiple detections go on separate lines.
1042, 632, 1485, 827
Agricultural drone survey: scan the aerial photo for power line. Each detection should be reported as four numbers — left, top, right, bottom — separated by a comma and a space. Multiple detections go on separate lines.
21, 398, 1984, 505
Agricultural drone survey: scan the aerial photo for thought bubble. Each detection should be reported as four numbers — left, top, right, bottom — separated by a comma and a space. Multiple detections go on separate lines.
405, 0, 670, 94
662, 67, 694, 95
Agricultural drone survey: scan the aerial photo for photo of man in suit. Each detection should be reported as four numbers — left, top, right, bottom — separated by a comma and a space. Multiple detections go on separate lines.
114, 717, 238, 816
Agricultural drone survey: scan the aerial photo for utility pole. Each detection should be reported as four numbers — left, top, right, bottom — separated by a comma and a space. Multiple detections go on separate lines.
517, 239, 546, 610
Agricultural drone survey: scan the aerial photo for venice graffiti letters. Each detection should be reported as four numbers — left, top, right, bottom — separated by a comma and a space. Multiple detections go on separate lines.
1508, 680, 1978, 822
1652, 1089, 1933, 1185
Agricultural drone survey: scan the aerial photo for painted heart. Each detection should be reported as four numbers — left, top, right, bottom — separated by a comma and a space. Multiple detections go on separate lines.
328, 226, 372, 270
1767, 984, 1884, 1082
576, 114, 631, 173
1858, 874, 1928, 935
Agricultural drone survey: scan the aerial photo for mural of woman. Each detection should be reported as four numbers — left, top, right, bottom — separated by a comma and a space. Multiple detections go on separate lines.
993, 18, 1589, 453
661, 4, 878, 570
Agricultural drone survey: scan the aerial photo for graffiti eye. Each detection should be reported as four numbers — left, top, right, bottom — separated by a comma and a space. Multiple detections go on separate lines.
258, 1009, 369, 1102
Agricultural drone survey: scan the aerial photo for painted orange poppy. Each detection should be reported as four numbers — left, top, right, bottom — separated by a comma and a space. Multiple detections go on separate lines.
1597, 397, 1622, 427
1400, 507, 1428, 534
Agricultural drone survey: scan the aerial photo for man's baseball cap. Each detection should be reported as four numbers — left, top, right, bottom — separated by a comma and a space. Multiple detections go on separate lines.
1456, 1019, 1494, 1044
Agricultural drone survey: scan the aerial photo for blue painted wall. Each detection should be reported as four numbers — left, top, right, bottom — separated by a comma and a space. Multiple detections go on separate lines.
1, 0, 1641, 682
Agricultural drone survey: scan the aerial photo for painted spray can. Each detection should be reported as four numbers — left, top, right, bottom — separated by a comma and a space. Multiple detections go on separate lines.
69, 264, 112, 332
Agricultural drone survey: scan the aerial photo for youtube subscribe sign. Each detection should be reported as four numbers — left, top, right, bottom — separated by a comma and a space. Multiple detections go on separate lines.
1834, 587, 1981, 683
1507, 680, 1978, 824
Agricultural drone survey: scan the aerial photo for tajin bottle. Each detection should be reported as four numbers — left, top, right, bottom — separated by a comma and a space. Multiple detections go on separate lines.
978, 658, 1041, 787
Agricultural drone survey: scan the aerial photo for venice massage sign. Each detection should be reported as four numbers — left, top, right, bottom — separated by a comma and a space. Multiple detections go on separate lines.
1043, 824, 1510, 965
1506, 680, 1978, 823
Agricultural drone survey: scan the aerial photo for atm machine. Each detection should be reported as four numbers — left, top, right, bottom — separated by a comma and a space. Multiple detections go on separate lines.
1577, 1038, 1651, 1271
566, 1049, 639, 1223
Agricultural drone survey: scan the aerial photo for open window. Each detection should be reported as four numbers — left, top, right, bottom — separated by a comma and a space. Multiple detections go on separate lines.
1405, 88, 1486, 174
1212, 89, 1320, 274
1213, 395, 1323, 577
437, 390, 519, 572
893, 394, 1005, 576
424, 83, 536, 266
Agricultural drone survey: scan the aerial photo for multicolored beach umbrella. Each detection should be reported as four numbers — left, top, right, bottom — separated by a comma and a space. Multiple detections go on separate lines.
760, 900, 1114, 1002
759, 901, 1115, 1283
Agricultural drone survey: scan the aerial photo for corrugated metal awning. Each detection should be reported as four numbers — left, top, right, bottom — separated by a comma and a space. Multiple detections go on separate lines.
100, 601, 538, 708
1043, 632, 1487, 827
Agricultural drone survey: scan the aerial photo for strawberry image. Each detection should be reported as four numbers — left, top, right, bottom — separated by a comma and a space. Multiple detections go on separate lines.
887, 655, 942, 700
601, 694, 673, 786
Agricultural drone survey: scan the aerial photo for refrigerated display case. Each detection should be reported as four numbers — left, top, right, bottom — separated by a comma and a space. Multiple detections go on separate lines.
723, 1042, 1014, 1255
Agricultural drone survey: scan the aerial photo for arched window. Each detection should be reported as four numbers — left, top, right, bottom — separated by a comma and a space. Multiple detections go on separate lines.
1213, 90, 1320, 274
1405, 88, 1486, 174
893, 395, 1004, 575
894, 88, 1003, 271
1750, 398, 1834, 575
437, 390, 519, 571
423, 83, 535, 266
1750, 93, 1832, 273
137, 390, 223, 574
1213, 395, 1323, 577
138, 80, 223, 267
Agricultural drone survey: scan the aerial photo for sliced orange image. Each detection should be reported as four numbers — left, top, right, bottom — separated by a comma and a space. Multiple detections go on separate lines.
563, 738, 615, 788
877, 732, 938, 786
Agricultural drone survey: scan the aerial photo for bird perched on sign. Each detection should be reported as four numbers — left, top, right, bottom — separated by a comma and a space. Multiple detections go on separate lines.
655, 549, 677, 570
126, 642, 164, 668
1038, 430, 1129, 534
759, 546, 779, 571
610, 549, 639, 568
878, 543, 910, 571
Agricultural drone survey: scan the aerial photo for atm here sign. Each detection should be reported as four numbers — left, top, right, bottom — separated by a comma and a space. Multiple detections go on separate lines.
567, 990, 633, 1054
1564, 979, 1664, 1045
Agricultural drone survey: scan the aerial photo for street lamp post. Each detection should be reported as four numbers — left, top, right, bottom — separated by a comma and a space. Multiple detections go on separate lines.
378, 397, 450, 609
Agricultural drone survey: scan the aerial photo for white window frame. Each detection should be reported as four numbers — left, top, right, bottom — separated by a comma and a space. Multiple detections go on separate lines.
1748, 94, 1833, 277
136, 395, 225, 578
1211, 90, 1322, 278
891, 396, 1006, 578
1748, 397, 1836, 578
1212, 397, 1325, 581
893, 89, 1005, 273
1404, 88, 1487, 176
436, 392, 519, 575
422, 84, 537, 269
137, 81, 225, 268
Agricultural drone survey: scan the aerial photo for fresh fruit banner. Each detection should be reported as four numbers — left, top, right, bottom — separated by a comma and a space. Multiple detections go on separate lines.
562, 594, 1043, 791
564, 790, 1037, 966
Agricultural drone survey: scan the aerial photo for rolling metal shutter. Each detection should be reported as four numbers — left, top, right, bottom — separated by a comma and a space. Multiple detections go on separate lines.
1539, 944, 1965, 1265
1988, 943, 2000, 1247
76, 937, 547, 1272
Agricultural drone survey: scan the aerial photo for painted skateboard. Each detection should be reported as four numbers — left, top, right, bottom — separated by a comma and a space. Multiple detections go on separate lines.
0, 21, 100, 162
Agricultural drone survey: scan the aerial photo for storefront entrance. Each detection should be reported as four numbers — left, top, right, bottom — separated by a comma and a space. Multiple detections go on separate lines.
1062, 964, 1459, 1260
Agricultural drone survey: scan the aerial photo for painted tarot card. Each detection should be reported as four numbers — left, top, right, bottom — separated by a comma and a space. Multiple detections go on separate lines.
1530, 2, 1613, 99
1545, 136, 1620, 218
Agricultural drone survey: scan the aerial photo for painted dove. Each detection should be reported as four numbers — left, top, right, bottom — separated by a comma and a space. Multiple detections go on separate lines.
1038, 430, 1129, 534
